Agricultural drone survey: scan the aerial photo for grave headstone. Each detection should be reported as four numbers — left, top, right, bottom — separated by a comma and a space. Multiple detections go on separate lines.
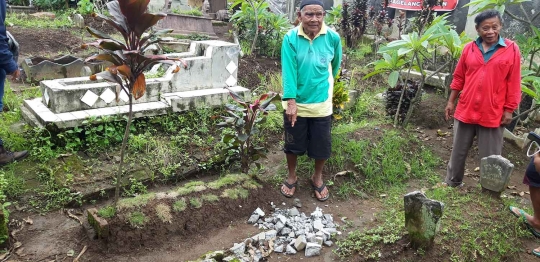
480, 155, 514, 193
73, 14, 84, 28
404, 191, 444, 249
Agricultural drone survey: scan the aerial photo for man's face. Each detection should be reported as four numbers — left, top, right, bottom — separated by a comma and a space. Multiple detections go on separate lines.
298, 4, 325, 36
476, 17, 502, 45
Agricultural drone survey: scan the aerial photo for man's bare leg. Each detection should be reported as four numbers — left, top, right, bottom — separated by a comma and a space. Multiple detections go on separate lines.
311, 159, 328, 199
281, 153, 298, 196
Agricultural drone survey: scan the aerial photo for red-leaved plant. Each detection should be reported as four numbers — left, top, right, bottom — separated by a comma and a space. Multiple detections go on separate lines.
217, 88, 278, 174
82, 0, 186, 205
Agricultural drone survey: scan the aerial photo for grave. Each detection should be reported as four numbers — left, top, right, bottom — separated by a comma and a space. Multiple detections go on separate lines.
21, 55, 104, 83
480, 155, 514, 193
404, 191, 444, 249
21, 40, 249, 129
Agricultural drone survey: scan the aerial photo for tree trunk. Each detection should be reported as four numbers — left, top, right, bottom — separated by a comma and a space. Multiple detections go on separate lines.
115, 94, 133, 206
249, 0, 260, 55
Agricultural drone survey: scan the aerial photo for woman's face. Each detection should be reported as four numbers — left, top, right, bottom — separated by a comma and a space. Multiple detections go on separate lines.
476, 17, 502, 45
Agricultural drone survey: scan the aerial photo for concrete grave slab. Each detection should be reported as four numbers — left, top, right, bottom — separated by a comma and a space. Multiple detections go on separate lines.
22, 41, 249, 128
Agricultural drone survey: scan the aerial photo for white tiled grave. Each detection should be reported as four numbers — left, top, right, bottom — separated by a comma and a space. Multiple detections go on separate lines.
22, 41, 249, 128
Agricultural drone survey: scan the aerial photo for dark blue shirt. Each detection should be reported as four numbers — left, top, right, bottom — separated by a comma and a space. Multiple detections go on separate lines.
475, 36, 506, 63
0, 0, 17, 74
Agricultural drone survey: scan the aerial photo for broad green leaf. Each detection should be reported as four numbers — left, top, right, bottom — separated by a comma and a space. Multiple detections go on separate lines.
398, 48, 413, 56
238, 134, 249, 142
522, 86, 537, 98
388, 71, 399, 88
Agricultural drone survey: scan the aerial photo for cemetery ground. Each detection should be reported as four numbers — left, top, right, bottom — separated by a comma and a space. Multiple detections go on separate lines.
1, 13, 540, 262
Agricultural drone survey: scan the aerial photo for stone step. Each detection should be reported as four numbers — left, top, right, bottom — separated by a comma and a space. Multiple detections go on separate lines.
22, 86, 250, 129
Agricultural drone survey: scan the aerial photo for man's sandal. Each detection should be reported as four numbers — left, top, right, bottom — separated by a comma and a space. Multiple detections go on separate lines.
280, 180, 297, 198
312, 181, 330, 202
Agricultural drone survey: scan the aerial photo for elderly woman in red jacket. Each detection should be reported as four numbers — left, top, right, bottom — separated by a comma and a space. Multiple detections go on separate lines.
444, 9, 521, 187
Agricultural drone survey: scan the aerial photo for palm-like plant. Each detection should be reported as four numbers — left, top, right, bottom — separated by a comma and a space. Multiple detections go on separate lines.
82, 0, 186, 205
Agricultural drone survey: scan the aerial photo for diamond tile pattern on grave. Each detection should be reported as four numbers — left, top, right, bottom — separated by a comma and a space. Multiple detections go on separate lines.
44, 89, 50, 106
226, 61, 237, 75
80, 90, 99, 107
100, 88, 116, 104
226, 75, 237, 87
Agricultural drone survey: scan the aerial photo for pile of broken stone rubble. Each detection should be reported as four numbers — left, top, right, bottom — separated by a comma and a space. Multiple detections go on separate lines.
216, 204, 340, 261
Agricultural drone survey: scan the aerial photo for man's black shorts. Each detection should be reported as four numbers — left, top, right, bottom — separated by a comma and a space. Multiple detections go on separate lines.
524, 157, 540, 187
283, 111, 332, 160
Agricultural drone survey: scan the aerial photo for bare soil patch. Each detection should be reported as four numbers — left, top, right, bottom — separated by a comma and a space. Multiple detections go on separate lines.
237, 56, 281, 89
9, 27, 84, 57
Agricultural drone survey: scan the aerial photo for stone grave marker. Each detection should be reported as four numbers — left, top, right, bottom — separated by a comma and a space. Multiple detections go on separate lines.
404, 191, 444, 249
480, 155, 514, 193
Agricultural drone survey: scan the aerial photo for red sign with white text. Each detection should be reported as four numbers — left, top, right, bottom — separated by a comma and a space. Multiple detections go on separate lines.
388, 0, 459, 11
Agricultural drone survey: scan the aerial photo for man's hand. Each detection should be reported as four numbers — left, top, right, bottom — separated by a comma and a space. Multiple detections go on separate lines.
9, 68, 20, 81
286, 99, 297, 127
444, 101, 454, 121
501, 111, 513, 126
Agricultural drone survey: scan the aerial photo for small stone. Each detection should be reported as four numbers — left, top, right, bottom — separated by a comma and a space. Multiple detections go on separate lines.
306, 233, 316, 243
286, 245, 297, 255
311, 207, 323, 218
295, 229, 305, 236
289, 207, 300, 217
265, 217, 273, 223
313, 219, 324, 231
305, 243, 322, 257
265, 230, 277, 240
327, 222, 336, 228
282, 202, 286, 206
324, 214, 333, 222
288, 232, 295, 238
247, 214, 259, 224
294, 235, 307, 251
253, 250, 263, 262
324, 227, 337, 234
324, 240, 333, 247
254, 207, 265, 217
252, 232, 266, 243
257, 219, 264, 224
275, 221, 285, 232
274, 245, 284, 253
223, 256, 236, 262
277, 214, 287, 224
281, 227, 292, 236
230, 242, 246, 257
315, 231, 325, 241
315, 236, 324, 245
293, 198, 302, 208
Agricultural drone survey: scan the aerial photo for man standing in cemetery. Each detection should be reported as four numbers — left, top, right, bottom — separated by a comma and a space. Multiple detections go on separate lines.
444, 10, 521, 187
279, 0, 342, 201
0, 0, 27, 165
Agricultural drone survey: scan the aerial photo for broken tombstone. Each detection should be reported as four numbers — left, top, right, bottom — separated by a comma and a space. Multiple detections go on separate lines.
480, 155, 514, 193
404, 191, 444, 249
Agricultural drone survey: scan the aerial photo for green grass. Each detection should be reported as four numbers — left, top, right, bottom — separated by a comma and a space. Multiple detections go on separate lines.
337, 185, 532, 261
207, 174, 250, 190
201, 194, 219, 203
128, 211, 147, 228
117, 193, 156, 210
242, 180, 262, 189
173, 198, 187, 212
6, 12, 73, 28
221, 188, 249, 200
97, 206, 116, 218
177, 186, 195, 196
190, 197, 203, 208
172, 8, 203, 17
155, 203, 173, 223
